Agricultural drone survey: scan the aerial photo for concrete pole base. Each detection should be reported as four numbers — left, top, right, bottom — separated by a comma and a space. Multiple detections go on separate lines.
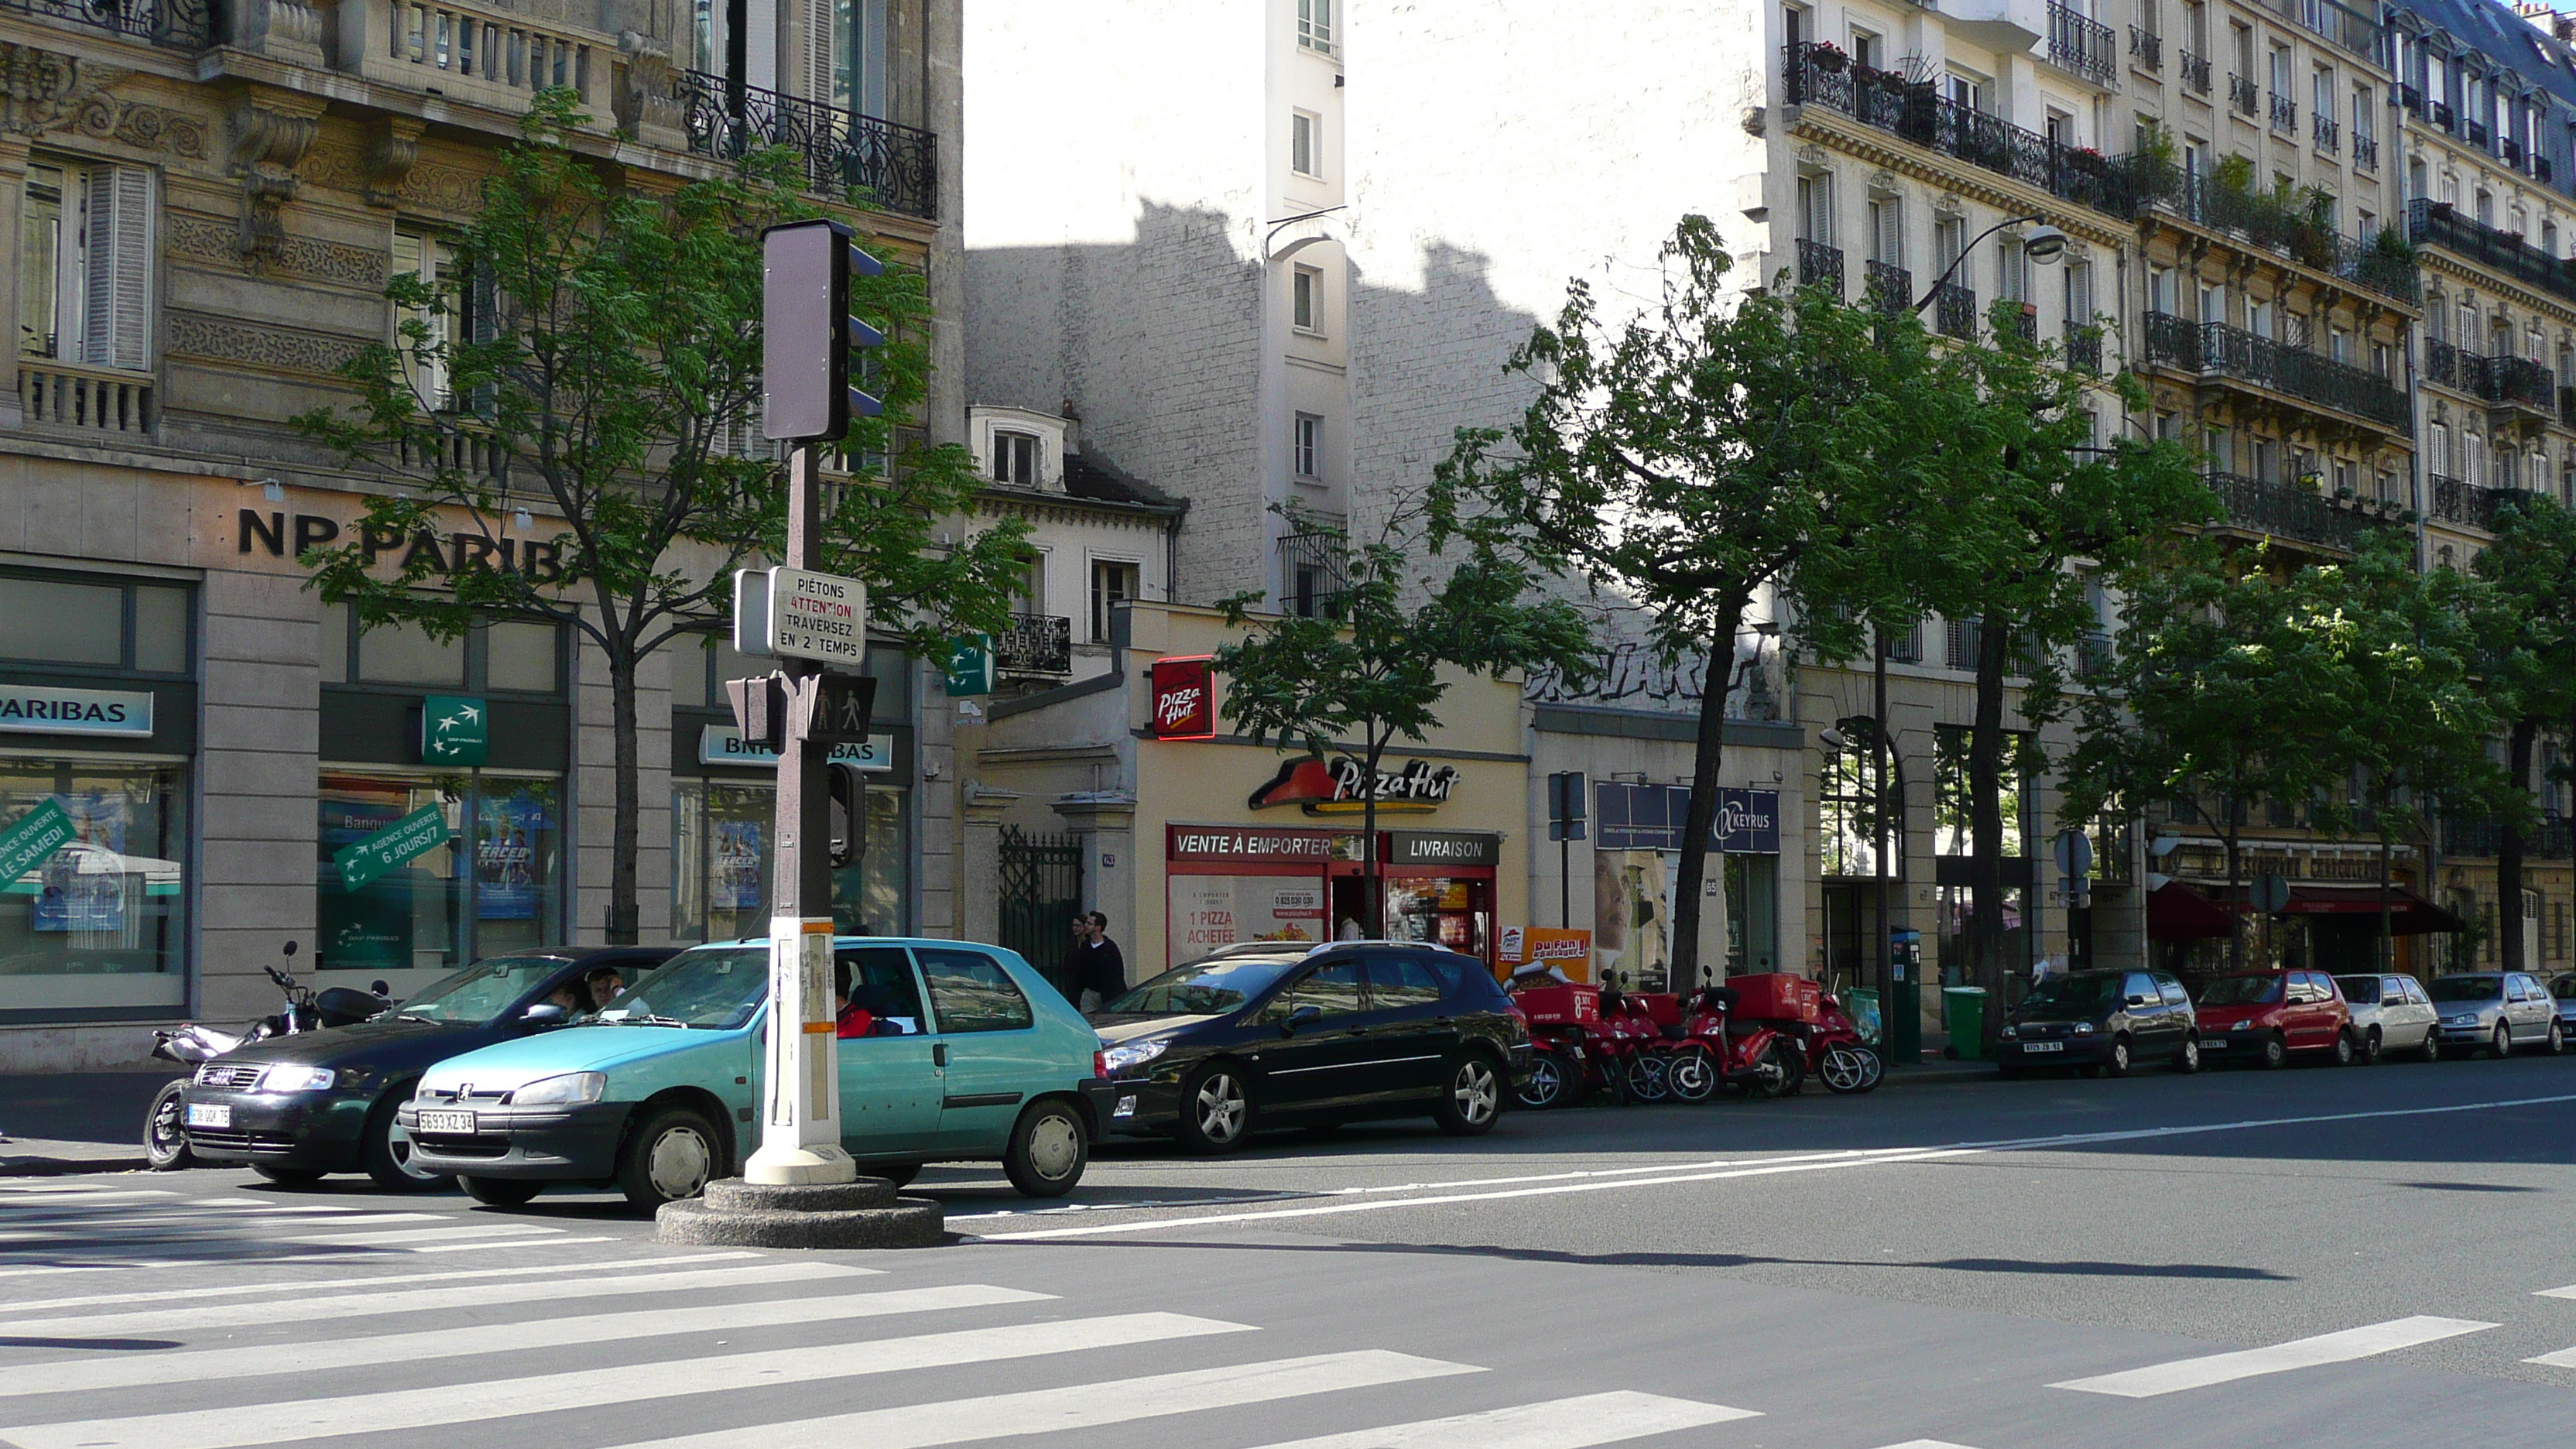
655, 1177, 947, 1249
742, 1141, 857, 1186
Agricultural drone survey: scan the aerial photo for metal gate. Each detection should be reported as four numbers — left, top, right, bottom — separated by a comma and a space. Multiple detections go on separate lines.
999, 827, 1084, 999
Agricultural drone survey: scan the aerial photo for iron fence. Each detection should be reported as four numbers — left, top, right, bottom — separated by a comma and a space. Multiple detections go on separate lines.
1865, 260, 1912, 314
2129, 26, 2163, 71
2180, 50, 2211, 94
676, 70, 937, 218
998, 827, 1084, 1001
2047, 2, 2118, 84
1933, 282, 1978, 340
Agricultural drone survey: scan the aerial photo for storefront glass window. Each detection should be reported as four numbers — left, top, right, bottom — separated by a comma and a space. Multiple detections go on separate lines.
0, 760, 188, 1015
671, 778, 906, 941
1384, 876, 1491, 957
1725, 854, 1780, 973
1939, 882, 2032, 988
1934, 725, 2032, 857
471, 780, 564, 957
0, 574, 192, 675
1820, 721, 1901, 878
316, 772, 563, 975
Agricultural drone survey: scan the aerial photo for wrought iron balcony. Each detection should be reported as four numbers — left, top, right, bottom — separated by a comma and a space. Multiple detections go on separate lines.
992, 613, 1074, 677
2180, 51, 2211, 94
2312, 115, 2338, 154
1, 0, 208, 46
2269, 93, 2297, 134
2468, 122, 2492, 149
2129, 26, 2163, 72
2065, 331, 2103, 374
2431, 100, 2454, 131
1781, 46, 2136, 218
1795, 239, 1845, 296
1865, 260, 1912, 314
2229, 74, 2259, 116
1934, 283, 1978, 340
2352, 133, 2378, 172
2408, 200, 2576, 310
2398, 83, 2423, 115
2202, 472, 2379, 553
676, 71, 937, 218
2426, 341, 2555, 415
1277, 532, 1350, 618
2427, 475, 2528, 532
2257, 0, 2376, 60
2047, 3, 2118, 84
2145, 177, 2417, 305
2142, 312, 2410, 432
2009, 303, 2040, 344
2504, 137, 2526, 168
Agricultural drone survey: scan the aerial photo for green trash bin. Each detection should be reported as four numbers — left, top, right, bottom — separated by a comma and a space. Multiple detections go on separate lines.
1845, 988, 1882, 1048
1942, 986, 1987, 1060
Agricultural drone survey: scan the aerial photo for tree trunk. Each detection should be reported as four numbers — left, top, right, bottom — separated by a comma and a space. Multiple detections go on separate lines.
2499, 716, 2535, 973
1671, 598, 1748, 992
1967, 617, 2010, 1041
606, 637, 641, 945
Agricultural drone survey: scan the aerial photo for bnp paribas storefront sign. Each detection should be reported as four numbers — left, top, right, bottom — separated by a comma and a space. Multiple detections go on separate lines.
0, 685, 155, 738
698, 725, 892, 772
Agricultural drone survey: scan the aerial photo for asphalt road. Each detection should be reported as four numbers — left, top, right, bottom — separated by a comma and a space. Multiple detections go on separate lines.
1, 1053, 2570, 1448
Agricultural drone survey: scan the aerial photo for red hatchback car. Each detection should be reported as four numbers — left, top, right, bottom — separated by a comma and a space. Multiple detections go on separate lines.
2193, 969, 2358, 1069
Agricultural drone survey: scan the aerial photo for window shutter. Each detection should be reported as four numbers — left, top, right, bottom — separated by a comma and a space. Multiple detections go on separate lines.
83, 166, 154, 372
1875, 199, 1902, 267
806, 0, 836, 104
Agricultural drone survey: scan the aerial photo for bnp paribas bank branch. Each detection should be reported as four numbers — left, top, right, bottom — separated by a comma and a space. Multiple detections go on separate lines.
0, 465, 937, 1073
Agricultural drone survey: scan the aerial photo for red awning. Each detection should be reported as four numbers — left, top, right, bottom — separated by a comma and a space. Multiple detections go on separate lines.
2277, 882, 2465, 935
2146, 881, 2236, 941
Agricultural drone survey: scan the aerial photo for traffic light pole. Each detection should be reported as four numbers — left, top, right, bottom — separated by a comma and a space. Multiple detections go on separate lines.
742, 440, 855, 1187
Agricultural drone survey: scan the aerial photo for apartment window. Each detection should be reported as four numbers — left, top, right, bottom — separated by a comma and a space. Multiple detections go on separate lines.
18, 160, 152, 371
1293, 413, 1323, 478
2355, 207, 2373, 242
1868, 196, 1903, 265
2198, 281, 2223, 326
2045, 111, 2072, 149
1797, 173, 1833, 246
2329, 327, 2349, 364
2268, 45, 2290, 104
2313, 67, 2333, 132
1292, 265, 1323, 333
2352, 85, 2373, 146
2548, 220, 2561, 257
2429, 423, 2451, 478
1934, 216, 1965, 273
1291, 111, 1321, 178
392, 229, 457, 408
1014, 553, 1046, 615
1297, 0, 1333, 54
1090, 560, 1139, 644
2184, 0, 2206, 53
1947, 72, 1988, 114
2372, 342, 2389, 378
2476, 189, 2493, 227
2148, 266, 2175, 317
1849, 27, 1880, 70
991, 430, 1039, 486
2247, 298, 2273, 340
2063, 259, 2093, 333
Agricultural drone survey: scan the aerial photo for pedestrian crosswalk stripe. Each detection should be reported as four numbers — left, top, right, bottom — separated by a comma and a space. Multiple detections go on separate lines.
0, 1282, 1057, 1399
617, 1350, 1485, 1449
0, 1311, 1255, 1449
1235, 1389, 1759, 1447
0, 1190, 174, 1207
2050, 1316, 2497, 1397
2, 1257, 872, 1338
267, 1221, 565, 1247
0, 1184, 174, 1197
0, 1250, 756, 1315
2537, 1283, 2576, 1300
2523, 1344, 2576, 1368
0, 1210, 450, 1242
1869, 1441, 1986, 1448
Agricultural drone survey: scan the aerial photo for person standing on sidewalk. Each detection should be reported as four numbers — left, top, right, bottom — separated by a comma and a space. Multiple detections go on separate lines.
1076, 912, 1127, 1014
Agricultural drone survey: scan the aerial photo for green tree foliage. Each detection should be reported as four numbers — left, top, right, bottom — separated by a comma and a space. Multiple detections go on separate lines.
294, 92, 1026, 941
1437, 215, 1950, 987
2468, 496, 2576, 970
1213, 500, 1593, 935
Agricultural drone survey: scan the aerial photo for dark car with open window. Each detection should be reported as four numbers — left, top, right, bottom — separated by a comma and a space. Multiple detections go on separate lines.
1088, 940, 1530, 1151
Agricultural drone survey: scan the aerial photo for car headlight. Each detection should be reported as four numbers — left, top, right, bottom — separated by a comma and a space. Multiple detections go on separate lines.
257, 1065, 336, 1092
2072, 1021, 2096, 1034
510, 1072, 606, 1107
1999, 1024, 2018, 1040
1099, 1040, 1168, 1077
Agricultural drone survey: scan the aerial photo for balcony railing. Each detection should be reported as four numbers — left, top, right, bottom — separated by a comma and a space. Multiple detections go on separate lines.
2427, 475, 2526, 531
2352, 133, 2378, 172
2146, 176, 2418, 305
992, 613, 1074, 677
2503, 137, 2526, 168
1783, 47, 2136, 218
2431, 100, 2454, 131
2129, 26, 2163, 72
16, 360, 152, 439
2426, 341, 2555, 413
2408, 200, 2576, 310
0, 0, 209, 46
1796, 239, 1845, 296
2269, 93, 2297, 134
1278, 532, 1350, 618
2008, 303, 2040, 344
2229, 74, 2259, 116
2143, 312, 2411, 432
2258, 0, 2379, 60
2065, 331, 2103, 374
1865, 260, 1912, 314
2180, 51, 2211, 94
2047, 3, 2119, 84
1934, 282, 1978, 340
342, 1, 611, 115
677, 71, 938, 218
2313, 114, 2338, 154
2435, 817, 2570, 859
2468, 122, 2492, 149
2203, 472, 2379, 553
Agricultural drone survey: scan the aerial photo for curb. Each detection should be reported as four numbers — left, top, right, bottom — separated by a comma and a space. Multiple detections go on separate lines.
1, 1154, 150, 1177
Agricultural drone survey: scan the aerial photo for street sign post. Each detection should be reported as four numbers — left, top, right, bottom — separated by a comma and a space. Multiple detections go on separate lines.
1546, 772, 1586, 928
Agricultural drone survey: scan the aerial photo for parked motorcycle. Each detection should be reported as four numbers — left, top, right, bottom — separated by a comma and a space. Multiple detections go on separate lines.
1660, 984, 1806, 1103
1510, 980, 1636, 1108
1799, 988, 1886, 1094
143, 943, 389, 1170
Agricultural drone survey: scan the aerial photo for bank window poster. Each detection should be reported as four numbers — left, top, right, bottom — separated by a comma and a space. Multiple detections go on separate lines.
317, 776, 461, 972
474, 787, 556, 920
1167, 875, 1327, 964
28, 788, 146, 936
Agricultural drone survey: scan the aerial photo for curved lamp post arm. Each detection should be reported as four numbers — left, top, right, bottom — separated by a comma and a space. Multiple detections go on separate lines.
1912, 214, 2064, 313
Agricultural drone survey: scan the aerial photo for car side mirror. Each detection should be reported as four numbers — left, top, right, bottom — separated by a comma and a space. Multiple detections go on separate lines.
1282, 1004, 1323, 1036
2126, 995, 2153, 1008
521, 1002, 568, 1027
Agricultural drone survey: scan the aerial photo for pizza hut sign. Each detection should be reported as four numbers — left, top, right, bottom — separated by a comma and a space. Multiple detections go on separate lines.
1150, 656, 1216, 740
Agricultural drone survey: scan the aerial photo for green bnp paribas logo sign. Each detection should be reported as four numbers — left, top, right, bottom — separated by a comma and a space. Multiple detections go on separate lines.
420, 696, 488, 767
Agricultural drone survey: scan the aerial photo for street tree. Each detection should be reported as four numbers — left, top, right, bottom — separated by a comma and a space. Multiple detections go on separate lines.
295, 92, 1027, 942
2468, 495, 2576, 970
1213, 499, 1594, 936
1437, 215, 1951, 988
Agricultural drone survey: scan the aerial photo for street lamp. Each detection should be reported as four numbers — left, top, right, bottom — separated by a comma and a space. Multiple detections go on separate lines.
1912, 217, 2069, 314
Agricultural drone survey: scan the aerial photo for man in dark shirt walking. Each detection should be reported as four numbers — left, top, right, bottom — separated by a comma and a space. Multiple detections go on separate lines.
1070, 911, 1126, 1013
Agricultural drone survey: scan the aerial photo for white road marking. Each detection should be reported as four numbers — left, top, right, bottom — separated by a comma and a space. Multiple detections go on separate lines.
2522, 1343, 2576, 1368
2536, 1283, 2576, 1300
2, 1258, 872, 1338
615, 1351, 1485, 1449
1236, 1390, 1759, 1447
0, 1312, 1255, 1449
2051, 1316, 2498, 1397
262, 1221, 564, 1247
0, 1283, 1056, 1398
986, 1091, 2576, 1241
1872, 1441, 1988, 1448
0, 1210, 450, 1242
0, 1190, 175, 1206
0, 1251, 755, 1314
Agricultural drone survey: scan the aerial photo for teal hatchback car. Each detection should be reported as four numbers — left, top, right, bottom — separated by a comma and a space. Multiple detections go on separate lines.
399, 937, 1113, 1211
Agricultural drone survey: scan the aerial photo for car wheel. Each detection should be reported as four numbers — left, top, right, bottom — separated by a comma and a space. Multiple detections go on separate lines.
252, 1164, 326, 1186
1435, 1053, 1506, 1136
2420, 1028, 2441, 1064
2492, 1020, 2514, 1060
1516, 1050, 1581, 1110
2547, 1021, 2565, 1057
460, 1175, 543, 1208
363, 1095, 450, 1192
1002, 1099, 1089, 1197
2171, 1035, 2201, 1074
2105, 1036, 2132, 1078
2259, 1032, 2289, 1070
1174, 1063, 1254, 1153
143, 1080, 194, 1171
2361, 1027, 2382, 1066
1623, 1052, 1672, 1104
2330, 1030, 2355, 1067
617, 1103, 720, 1211
1665, 1043, 1720, 1103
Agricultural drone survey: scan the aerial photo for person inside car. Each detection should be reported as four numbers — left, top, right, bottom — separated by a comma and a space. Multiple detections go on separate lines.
544, 980, 585, 1016
584, 968, 626, 1011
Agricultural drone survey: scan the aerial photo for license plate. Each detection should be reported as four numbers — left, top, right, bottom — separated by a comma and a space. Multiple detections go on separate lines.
417, 1110, 476, 1135
185, 1102, 231, 1129
2021, 1041, 2063, 1053
2199, 1039, 2225, 1050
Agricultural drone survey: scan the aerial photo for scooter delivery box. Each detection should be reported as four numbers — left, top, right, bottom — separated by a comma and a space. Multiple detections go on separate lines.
1731, 972, 1821, 1024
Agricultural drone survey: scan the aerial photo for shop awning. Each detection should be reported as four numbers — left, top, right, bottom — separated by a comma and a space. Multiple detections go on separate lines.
2276, 882, 2465, 935
2146, 881, 2235, 941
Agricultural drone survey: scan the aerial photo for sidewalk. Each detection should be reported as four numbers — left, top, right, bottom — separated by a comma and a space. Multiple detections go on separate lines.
0, 1071, 173, 1177
1878, 1056, 1994, 1089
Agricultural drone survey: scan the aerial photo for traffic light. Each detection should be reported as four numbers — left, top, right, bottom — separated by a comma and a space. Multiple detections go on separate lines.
762, 218, 887, 442
827, 762, 866, 869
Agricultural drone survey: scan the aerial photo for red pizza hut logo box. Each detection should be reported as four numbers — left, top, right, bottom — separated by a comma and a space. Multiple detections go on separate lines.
1514, 982, 1600, 1026
1731, 972, 1821, 1024
1150, 656, 1216, 740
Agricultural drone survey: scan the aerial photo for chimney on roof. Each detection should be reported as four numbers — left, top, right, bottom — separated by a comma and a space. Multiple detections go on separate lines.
1058, 399, 1082, 454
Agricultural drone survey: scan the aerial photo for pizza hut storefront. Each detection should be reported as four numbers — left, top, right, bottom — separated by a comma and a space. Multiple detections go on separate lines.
1165, 824, 1509, 964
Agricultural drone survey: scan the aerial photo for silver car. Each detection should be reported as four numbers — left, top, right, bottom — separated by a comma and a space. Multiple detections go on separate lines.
2551, 974, 2576, 1040
2427, 971, 2565, 1058
2334, 974, 2441, 1064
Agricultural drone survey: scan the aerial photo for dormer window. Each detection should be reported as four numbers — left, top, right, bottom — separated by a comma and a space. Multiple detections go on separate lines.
993, 430, 1040, 486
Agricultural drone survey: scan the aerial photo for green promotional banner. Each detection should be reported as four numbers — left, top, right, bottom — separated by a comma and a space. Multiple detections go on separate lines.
335, 804, 450, 892
944, 635, 994, 697
0, 799, 74, 882
420, 696, 489, 766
